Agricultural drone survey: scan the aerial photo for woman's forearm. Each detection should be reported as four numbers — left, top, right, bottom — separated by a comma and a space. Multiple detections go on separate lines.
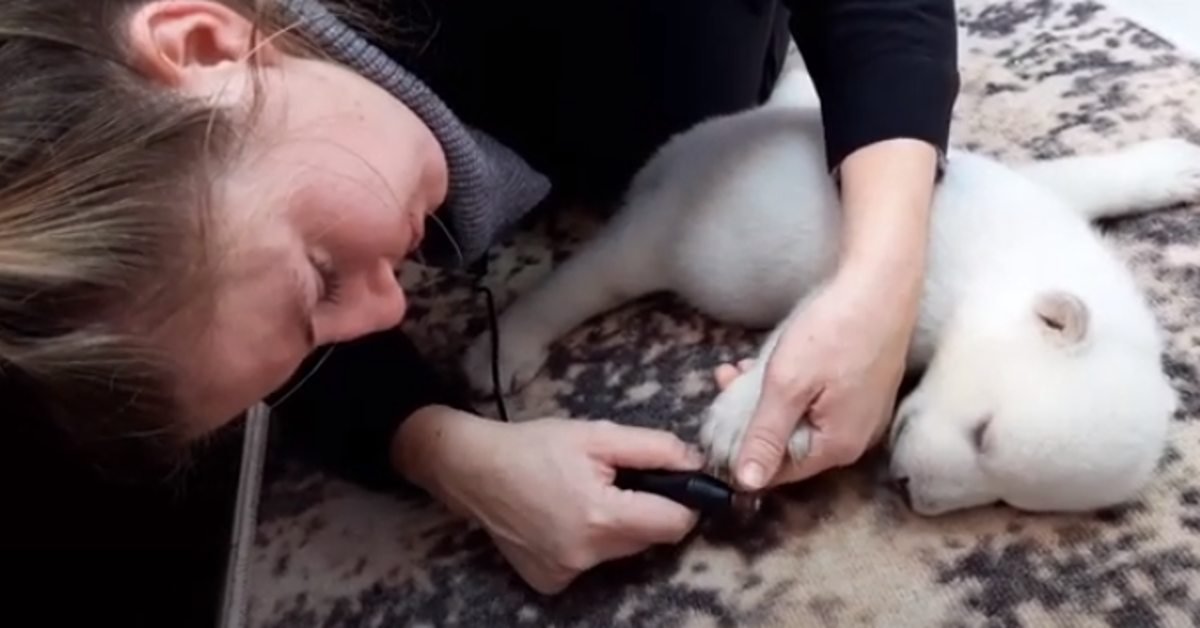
783, 0, 957, 310
835, 138, 940, 308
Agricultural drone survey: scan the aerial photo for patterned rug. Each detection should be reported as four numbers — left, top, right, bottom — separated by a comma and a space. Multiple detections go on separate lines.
245, 1, 1200, 626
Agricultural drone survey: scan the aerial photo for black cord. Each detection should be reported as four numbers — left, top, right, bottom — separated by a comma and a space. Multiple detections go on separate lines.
470, 257, 511, 423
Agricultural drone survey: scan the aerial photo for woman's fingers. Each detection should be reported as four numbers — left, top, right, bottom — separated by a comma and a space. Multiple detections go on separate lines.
713, 359, 756, 390
586, 420, 704, 471
607, 488, 701, 546
714, 364, 741, 389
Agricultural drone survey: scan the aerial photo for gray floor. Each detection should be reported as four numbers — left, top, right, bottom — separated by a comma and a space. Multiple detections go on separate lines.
1107, 0, 1200, 57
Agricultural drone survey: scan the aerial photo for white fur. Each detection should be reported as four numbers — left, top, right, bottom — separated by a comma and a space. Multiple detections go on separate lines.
462, 69, 1191, 516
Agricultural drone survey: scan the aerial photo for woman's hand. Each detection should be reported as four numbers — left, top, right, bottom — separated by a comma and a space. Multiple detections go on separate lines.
718, 274, 916, 488
725, 138, 939, 490
395, 407, 703, 595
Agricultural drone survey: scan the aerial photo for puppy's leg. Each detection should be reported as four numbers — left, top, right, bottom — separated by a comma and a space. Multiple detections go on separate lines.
462, 209, 670, 395
1016, 138, 1200, 220
763, 67, 821, 112
699, 312, 814, 479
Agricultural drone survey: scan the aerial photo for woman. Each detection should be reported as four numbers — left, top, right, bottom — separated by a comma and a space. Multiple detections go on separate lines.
0, 0, 958, 607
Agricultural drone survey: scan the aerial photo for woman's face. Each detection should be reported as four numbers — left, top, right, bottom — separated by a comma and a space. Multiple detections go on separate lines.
129, 1, 449, 431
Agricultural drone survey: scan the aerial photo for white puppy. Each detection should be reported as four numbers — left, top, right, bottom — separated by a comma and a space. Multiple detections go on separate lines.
462, 68, 1192, 516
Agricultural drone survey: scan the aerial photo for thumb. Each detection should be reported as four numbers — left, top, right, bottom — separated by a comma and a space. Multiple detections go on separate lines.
735, 372, 821, 491
606, 487, 702, 546
586, 421, 704, 471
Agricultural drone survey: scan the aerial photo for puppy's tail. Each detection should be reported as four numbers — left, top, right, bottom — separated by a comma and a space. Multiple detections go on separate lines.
1016, 138, 1200, 221
763, 68, 821, 112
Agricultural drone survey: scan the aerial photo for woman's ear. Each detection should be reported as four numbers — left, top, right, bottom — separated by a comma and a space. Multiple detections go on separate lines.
126, 0, 282, 96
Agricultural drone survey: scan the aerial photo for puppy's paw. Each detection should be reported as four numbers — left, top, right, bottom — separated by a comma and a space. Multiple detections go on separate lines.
1123, 138, 1200, 206
699, 365, 816, 482
787, 423, 813, 462
699, 369, 762, 480
461, 328, 550, 395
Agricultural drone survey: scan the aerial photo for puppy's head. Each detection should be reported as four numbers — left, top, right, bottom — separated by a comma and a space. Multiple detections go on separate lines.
887, 290, 1176, 516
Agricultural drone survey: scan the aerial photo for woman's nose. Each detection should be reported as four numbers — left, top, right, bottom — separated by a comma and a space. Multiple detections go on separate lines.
318, 262, 408, 345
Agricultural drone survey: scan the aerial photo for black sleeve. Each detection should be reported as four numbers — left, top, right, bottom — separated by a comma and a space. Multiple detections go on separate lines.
783, 0, 961, 172
268, 328, 474, 494
4, 378, 242, 628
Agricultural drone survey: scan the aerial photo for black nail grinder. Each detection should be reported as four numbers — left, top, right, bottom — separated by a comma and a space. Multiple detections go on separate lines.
614, 469, 762, 518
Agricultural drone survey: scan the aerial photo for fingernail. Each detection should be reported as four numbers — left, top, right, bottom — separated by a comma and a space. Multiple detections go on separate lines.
686, 445, 706, 467
740, 462, 765, 489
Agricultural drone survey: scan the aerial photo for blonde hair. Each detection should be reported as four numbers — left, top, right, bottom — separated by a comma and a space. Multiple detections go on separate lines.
0, 0, 366, 474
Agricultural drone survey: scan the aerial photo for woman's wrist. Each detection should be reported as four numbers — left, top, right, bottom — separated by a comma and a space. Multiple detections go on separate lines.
391, 404, 488, 501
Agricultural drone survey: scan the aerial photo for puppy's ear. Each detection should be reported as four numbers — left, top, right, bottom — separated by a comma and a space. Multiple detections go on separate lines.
1034, 291, 1090, 347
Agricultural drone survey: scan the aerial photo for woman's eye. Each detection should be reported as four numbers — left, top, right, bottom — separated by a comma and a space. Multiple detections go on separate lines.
313, 258, 342, 304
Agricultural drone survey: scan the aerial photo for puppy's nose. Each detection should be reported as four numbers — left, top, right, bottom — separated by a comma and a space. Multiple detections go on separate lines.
891, 476, 912, 508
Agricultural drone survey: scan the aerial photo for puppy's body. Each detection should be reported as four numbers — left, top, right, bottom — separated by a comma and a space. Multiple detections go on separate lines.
464, 70, 1191, 516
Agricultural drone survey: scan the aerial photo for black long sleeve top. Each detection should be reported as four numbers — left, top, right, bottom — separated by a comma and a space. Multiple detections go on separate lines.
272, 0, 960, 492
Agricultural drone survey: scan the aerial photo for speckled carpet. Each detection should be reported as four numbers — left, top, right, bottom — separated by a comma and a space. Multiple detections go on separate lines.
244, 1, 1200, 626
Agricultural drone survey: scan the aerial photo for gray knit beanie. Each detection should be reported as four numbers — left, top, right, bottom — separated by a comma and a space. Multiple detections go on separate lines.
278, 0, 552, 269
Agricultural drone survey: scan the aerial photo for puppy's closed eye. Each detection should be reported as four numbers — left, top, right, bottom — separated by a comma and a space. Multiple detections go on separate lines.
889, 409, 914, 450
970, 415, 993, 452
